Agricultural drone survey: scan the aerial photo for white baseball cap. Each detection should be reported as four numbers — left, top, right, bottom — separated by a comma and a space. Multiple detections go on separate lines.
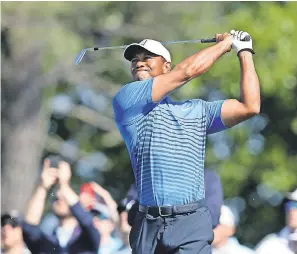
124, 39, 171, 62
219, 205, 236, 227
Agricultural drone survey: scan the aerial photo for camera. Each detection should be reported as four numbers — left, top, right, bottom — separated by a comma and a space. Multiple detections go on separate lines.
47, 155, 62, 168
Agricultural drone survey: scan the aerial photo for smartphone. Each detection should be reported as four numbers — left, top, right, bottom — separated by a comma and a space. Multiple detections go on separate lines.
47, 155, 62, 168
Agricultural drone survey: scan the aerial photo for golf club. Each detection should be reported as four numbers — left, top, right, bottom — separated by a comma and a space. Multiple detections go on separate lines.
75, 35, 250, 65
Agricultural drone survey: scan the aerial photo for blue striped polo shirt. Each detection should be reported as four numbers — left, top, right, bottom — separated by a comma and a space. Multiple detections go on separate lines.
113, 78, 227, 206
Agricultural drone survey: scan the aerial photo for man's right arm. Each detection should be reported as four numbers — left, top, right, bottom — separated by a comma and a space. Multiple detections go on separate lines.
25, 159, 57, 225
24, 185, 48, 225
152, 34, 232, 102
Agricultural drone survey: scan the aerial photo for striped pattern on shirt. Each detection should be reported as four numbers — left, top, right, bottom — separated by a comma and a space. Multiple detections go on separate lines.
134, 102, 207, 206
112, 79, 226, 207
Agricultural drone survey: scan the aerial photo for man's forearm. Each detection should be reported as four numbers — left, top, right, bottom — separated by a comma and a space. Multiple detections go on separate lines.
99, 190, 119, 223
25, 185, 48, 225
176, 40, 230, 81
239, 51, 260, 113
59, 184, 79, 206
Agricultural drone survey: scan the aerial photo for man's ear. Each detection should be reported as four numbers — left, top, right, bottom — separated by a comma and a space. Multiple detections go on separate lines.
163, 62, 171, 73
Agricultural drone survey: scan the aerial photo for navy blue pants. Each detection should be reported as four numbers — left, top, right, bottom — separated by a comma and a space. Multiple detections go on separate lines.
129, 205, 214, 254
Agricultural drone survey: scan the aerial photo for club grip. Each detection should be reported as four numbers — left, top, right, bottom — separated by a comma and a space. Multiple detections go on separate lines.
201, 35, 250, 44
201, 38, 217, 43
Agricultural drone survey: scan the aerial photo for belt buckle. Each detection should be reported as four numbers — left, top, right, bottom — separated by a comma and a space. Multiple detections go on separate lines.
158, 206, 171, 217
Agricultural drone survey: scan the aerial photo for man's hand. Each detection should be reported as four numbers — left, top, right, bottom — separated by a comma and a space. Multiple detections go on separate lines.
57, 161, 79, 206
231, 30, 255, 56
58, 161, 72, 186
90, 182, 108, 196
40, 159, 58, 190
216, 32, 233, 53
25, 158, 57, 225
91, 182, 120, 223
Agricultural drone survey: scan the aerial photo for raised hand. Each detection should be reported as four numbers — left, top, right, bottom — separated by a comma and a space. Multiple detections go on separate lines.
57, 161, 72, 185
216, 32, 233, 53
40, 159, 58, 190
230, 30, 255, 55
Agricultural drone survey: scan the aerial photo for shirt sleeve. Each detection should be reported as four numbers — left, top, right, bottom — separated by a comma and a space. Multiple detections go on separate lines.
202, 100, 228, 134
21, 222, 43, 253
70, 202, 100, 252
112, 78, 157, 125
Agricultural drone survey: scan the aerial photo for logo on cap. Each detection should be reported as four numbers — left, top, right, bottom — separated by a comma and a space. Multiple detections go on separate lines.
140, 40, 148, 46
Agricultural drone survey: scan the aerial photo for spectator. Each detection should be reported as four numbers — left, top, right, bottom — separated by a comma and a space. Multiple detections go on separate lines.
79, 182, 119, 225
212, 205, 255, 254
1, 212, 31, 254
80, 183, 98, 210
91, 206, 123, 254
255, 188, 297, 254
116, 199, 136, 253
22, 158, 100, 254
120, 183, 138, 227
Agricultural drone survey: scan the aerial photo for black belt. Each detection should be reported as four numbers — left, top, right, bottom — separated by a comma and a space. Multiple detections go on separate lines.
138, 199, 206, 217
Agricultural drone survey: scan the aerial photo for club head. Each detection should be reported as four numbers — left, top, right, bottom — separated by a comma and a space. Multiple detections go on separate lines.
75, 49, 88, 65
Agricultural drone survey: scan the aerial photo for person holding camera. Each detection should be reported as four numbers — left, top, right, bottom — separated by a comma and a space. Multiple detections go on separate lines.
22, 158, 100, 254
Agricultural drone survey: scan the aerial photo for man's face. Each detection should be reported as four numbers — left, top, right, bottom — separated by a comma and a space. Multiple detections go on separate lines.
52, 190, 71, 218
286, 201, 297, 229
130, 49, 171, 81
1, 224, 23, 249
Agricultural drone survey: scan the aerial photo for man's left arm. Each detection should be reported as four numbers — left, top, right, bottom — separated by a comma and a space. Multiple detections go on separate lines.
221, 32, 260, 127
60, 183, 100, 251
58, 162, 100, 251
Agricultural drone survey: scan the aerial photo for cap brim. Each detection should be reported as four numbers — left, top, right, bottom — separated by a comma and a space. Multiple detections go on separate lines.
124, 44, 149, 61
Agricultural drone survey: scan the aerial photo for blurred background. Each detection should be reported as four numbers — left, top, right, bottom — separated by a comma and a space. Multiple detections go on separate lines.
1, 1, 297, 251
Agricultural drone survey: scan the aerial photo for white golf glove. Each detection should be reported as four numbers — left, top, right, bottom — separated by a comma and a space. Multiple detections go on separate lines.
230, 30, 255, 55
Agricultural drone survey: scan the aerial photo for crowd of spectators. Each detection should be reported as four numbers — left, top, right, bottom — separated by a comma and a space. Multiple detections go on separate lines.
1, 158, 296, 254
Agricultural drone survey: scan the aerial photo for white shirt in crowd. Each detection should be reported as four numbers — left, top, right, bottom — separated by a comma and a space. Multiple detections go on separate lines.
255, 227, 297, 254
97, 237, 124, 254
212, 237, 255, 254
56, 226, 75, 248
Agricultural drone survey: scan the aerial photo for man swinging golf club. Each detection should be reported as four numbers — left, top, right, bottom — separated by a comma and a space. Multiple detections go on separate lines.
112, 30, 260, 254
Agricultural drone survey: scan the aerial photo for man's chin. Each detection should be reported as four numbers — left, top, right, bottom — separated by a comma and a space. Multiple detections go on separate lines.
134, 74, 152, 81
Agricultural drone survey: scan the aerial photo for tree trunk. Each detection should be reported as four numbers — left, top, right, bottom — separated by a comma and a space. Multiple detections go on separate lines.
1, 82, 49, 214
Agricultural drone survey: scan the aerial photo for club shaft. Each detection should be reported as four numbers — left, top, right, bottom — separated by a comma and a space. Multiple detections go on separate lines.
89, 38, 216, 51
75, 37, 217, 64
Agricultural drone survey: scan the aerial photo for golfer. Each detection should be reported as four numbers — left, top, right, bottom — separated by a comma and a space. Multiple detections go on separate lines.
112, 30, 260, 253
